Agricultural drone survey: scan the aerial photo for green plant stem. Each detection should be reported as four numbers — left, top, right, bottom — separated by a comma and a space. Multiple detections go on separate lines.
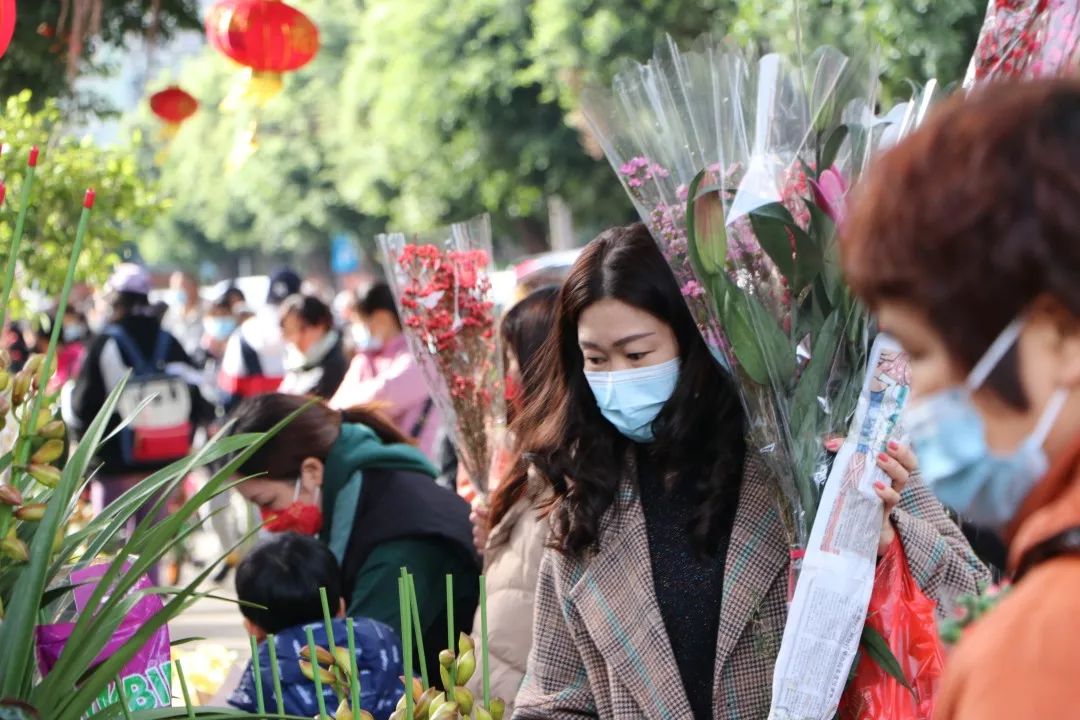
249, 634, 266, 715
267, 633, 286, 714
401, 567, 428, 690
480, 573, 490, 709
114, 675, 134, 720
306, 626, 330, 720
445, 573, 454, 655
175, 659, 197, 720
400, 576, 414, 720
346, 617, 361, 719
319, 586, 337, 655
11, 199, 92, 491
0, 153, 38, 332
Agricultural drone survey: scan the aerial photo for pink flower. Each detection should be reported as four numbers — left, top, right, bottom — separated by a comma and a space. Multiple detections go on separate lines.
809, 166, 848, 226
681, 280, 706, 299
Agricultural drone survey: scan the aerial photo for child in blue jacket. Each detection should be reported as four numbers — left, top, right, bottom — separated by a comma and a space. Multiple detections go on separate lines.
227, 532, 404, 719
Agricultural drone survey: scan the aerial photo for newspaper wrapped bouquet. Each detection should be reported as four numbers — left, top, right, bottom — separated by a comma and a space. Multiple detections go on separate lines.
379, 215, 504, 495
581, 36, 883, 550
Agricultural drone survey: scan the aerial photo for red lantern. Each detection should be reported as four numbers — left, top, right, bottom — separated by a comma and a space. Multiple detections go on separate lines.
205, 0, 319, 74
150, 86, 199, 125
0, 0, 16, 60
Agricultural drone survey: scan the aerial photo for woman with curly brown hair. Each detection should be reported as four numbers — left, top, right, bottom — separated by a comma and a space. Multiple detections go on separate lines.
842, 78, 1080, 720
512, 223, 987, 719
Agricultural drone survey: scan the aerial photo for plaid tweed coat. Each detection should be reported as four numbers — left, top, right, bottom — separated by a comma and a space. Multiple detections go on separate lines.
513, 455, 989, 719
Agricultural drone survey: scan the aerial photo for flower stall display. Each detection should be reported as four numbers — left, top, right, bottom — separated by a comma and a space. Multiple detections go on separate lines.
580, 35, 942, 720
379, 215, 504, 496
966, 0, 1080, 85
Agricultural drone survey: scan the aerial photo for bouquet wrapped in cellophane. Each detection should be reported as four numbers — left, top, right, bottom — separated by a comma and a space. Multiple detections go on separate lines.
581, 35, 892, 551
379, 214, 505, 496
966, 0, 1080, 85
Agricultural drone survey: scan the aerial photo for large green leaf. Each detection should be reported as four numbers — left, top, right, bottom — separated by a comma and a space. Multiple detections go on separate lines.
714, 272, 797, 389
820, 124, 849, 172
861, 624, 913, 693
35, 410, 303, 715
0, 379, 127, 697
748, 202, 823, 293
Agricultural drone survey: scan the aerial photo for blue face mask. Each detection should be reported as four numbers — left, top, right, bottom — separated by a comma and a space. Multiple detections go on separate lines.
585, 357, 680, 443
905, 318, 1068, 531
205, 316, 238, 341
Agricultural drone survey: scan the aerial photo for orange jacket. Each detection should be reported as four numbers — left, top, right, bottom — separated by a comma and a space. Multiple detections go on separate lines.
934, 435, 1080, 720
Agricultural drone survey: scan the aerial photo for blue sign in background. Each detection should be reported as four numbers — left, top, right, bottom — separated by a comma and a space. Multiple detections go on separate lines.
331, 234, 361, 274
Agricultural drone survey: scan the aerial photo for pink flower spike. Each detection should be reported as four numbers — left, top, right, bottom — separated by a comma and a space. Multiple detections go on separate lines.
810, 166, 848, 226
83, 189, 96, 209
28, 147, 39, 167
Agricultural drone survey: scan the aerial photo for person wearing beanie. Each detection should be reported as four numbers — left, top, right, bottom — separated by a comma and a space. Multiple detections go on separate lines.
217, 267, 300, 410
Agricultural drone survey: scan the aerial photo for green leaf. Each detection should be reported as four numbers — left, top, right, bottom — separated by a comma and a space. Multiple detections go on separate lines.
821, 124, 849, 172
861, 624, 913, 692
748, 202, 823, 293
0, 379, 126, 697
714, 273, 796, 388
684, 168, 714, 278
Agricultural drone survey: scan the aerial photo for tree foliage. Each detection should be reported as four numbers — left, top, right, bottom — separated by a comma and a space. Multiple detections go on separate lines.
0, 92, 164, 312
1, 0, 202, 112
135, 0, 986, 266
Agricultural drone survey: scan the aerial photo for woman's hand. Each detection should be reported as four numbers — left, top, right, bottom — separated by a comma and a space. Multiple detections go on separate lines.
873, 440, 919, 556
470, 501, 490, 555
825, 437, 920, 557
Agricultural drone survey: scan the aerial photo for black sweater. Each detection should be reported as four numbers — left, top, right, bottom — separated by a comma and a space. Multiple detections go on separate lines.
637, 448, 739, 720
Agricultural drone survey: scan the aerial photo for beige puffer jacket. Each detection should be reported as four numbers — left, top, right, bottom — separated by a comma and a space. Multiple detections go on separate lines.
467, 482, 550, 714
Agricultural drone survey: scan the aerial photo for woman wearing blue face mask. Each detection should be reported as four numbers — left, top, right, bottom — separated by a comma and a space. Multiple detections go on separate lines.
513, 223, 987, 720
843, 79, 1080, 720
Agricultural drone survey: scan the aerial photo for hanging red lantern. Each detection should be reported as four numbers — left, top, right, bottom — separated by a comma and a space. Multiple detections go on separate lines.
205, 0, 319, 103
0, 0, 16, 60
149, 86, 199, 140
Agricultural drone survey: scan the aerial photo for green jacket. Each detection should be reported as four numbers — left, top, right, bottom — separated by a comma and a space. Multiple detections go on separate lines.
319, 423, 480, 682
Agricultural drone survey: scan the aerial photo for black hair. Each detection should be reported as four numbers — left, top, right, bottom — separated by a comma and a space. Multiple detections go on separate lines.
223, 286, 246, 305
358, 282, 401, 329
518, 223, 745, 559
501, 286, 559, 381
235, 532, 343, 634
280, 294, 334, 330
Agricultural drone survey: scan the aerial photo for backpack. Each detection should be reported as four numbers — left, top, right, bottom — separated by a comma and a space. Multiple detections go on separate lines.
104, 326, 193, 466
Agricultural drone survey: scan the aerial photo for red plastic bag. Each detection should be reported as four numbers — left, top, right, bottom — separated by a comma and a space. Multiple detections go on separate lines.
838, 537, 946, 720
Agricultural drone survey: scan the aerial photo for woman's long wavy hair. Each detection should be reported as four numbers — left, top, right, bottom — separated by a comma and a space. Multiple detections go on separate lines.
517, 223, 746, 560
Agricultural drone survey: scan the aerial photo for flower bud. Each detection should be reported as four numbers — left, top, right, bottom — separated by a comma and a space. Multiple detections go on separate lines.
332, 646, 354, 673
23, 354, 44, 376
299, 645, 335, 667
0, 536, 28, 562
0, 484, 23, 506
453, 686, 474, 715
439, 664, 454, 695
0, 370, 10, 392
298, 659, 335, 684
14, 503, 46, 521
27, 463, 61, 488
11, 371, 31, 406
457, 632, 474, 656
39, 419, 65, 439
489, 696, 506, 720
32, 409, 54, 433
335, 699, 354, 720
455, 649, 476, 686
31, 439, 64, 464
429, 701, 459, 720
